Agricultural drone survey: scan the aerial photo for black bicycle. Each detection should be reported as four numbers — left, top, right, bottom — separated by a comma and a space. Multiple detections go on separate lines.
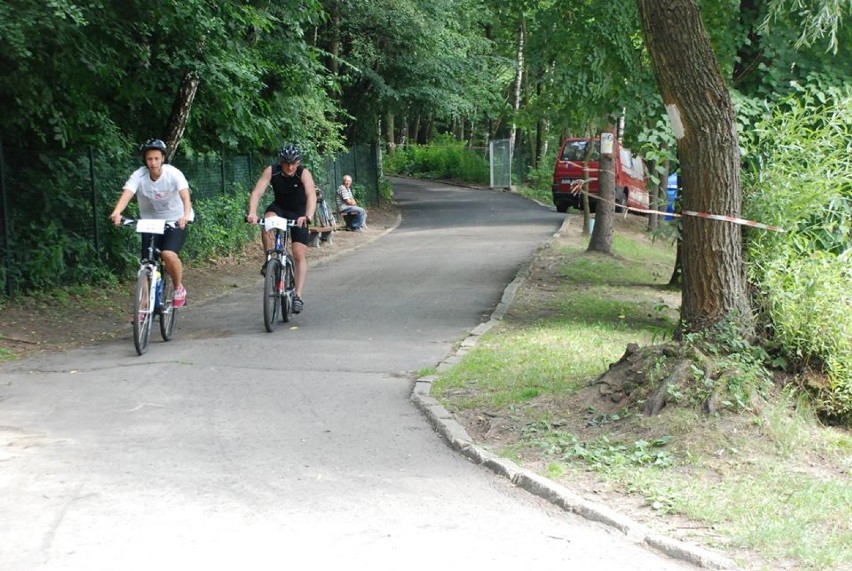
251, 216, 298, 332
121, 218, 180, 354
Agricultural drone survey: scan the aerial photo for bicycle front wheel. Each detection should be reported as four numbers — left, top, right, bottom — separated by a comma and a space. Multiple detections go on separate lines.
159, 269, 178, 341
133, 268, 154, 355
263, 258, 282, 332
281, 256, 295, 323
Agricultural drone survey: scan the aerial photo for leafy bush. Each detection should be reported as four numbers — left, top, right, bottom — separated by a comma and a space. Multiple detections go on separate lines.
742, 84, 852, 421
524, 145, 558, 191
184, 189, 257, 262
383, 135, 489, 183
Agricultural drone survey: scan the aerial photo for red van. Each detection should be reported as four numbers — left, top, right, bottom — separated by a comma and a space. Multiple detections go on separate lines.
551, 138, 649, 213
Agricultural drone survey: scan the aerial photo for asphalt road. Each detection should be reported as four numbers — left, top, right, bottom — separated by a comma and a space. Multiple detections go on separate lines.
0, 178, 697, 570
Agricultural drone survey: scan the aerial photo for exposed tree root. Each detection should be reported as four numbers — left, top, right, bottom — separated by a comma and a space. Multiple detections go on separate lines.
591, 342, 721, 416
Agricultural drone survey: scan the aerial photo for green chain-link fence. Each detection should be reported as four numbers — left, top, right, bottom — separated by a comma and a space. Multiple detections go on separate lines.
0, 143, 381, 297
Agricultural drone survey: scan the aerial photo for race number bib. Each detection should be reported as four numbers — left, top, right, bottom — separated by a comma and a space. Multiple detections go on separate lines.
136, 219, 167, 234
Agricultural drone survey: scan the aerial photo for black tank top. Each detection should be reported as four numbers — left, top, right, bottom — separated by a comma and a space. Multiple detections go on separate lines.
270, 164, 307, 215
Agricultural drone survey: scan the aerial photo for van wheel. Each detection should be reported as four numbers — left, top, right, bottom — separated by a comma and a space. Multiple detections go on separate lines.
555, 201, 569, 213
615, 189, 628, 213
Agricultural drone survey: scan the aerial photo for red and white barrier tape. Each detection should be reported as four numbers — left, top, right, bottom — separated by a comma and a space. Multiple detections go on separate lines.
566, 182, 785, 233
679, 210, 785, 232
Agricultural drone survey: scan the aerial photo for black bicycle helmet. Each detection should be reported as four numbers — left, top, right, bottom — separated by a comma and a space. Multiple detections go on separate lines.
140, 138, 168, 156
278, 143, 302, 163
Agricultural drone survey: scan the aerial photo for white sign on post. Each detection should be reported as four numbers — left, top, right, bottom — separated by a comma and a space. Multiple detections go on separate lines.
600, 132, 614, 155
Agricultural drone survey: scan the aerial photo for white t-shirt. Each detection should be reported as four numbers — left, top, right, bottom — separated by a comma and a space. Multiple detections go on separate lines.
123, 164, 193, 221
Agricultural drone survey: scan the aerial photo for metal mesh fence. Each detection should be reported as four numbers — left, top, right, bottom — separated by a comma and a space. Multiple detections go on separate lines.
489, 139, 512, 189
314, 144, 381, 205
0, 143, 381, 296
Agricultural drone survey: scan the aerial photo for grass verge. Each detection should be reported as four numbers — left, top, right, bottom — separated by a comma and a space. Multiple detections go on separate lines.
432, 217, 852, 571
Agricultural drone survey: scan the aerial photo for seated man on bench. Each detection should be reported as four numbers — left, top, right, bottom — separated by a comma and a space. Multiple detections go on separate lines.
336, 174, 367, 231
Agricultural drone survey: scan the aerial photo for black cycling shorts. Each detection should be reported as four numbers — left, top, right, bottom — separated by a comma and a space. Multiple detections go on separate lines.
140, 225, 188, 261
263, 203, 310, 246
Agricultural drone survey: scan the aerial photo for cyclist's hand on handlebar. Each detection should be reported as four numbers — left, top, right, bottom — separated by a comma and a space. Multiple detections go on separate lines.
177, 216, 188, 230
246, 213, 259, 224
109, 212, 123, 227
296, 216, 309, 228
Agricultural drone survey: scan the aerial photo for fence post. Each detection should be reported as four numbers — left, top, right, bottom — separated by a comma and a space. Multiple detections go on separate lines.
220, 148, 226, 194
88, 146, 101, 257
0, 139, 11, 296
372, 143, 380, 204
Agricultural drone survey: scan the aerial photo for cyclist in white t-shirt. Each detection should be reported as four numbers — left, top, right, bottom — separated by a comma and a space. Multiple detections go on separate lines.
109, 139, 193, 308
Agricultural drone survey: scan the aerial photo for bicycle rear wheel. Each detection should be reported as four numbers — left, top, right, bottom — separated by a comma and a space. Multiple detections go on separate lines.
133, 268, 154, 355
263, 258, 282, 332
159, 269, 178, 341
281, 256, 295, 323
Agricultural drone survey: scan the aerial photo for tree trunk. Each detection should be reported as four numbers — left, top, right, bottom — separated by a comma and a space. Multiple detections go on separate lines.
588, 123, 616, 254
328, 0, 340, 75
413, 113, 422, 144
400, 112, 409, 148
636, 0, 752, 334
669, 232, 683, 288
385, 112, 395, 154
581, 124, 595, 236
509, 18, 525, 162
163, 70, 199, 162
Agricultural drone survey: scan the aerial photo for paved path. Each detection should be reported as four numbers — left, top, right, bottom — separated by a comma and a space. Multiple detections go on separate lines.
0, 178, 698, 570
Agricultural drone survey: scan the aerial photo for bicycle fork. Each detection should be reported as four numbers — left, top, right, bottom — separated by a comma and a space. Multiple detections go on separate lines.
143, 265, 159, 319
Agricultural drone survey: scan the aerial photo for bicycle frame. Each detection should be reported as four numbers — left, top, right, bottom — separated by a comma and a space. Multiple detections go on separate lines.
122, 217, 179, 354
252, 216, 298, 331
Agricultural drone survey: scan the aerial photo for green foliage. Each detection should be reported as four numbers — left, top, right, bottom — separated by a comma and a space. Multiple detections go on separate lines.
522, 421, 674, 470
183, 190, 256, 262
522, 144, 557, 192
764, 0, 852, 54
384, 137, 489, 183
316, 0, 500, 145
682, 319, 775, 412
0, 0, 339, 153
350, 182, 368, 205
742, 86, 852, 421
377, 175, 395, 203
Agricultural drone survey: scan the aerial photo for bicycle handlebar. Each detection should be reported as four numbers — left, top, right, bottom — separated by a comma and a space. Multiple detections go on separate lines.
245, 216, 300, 227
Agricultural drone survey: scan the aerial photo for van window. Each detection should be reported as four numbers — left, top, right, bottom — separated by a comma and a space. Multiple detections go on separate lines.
560, 139, 600, 161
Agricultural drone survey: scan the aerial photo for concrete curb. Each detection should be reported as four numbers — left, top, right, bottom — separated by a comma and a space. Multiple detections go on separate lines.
409, 215, 739, 571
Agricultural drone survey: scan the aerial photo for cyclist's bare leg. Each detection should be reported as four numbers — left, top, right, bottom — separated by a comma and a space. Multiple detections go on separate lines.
291, 241, 308, 297
161, 250, 183, 289
261, 211, 276, 255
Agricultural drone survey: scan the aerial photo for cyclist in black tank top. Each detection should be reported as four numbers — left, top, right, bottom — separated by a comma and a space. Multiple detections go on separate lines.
270, 163, 309, 214
247, 144, 317, 313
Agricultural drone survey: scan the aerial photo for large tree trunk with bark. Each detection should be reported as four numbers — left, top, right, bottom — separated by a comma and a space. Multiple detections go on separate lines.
636, 0, 752, 335
163, 71, 199, 163
328, 0, 340, 75
588, 123, 617, 254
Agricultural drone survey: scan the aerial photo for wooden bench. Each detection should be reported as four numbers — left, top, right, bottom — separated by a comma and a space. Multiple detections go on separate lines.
308, 211, 360, 247
308, 225, 335, 247
308, 190, 361, 247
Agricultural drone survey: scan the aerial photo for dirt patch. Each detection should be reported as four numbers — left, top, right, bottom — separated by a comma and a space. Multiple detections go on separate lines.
0, 205, 400, 359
